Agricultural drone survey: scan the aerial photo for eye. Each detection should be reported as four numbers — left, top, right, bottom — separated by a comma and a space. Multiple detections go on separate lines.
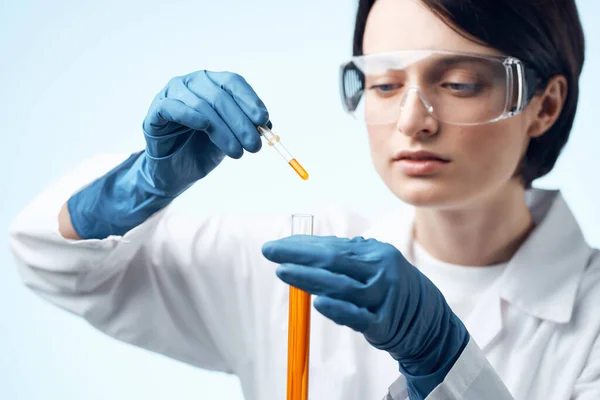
368, 83, 402, 94
442, 82, 483, 95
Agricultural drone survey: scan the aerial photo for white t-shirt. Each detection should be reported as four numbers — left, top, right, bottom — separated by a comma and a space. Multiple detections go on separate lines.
411, 240, 507, 321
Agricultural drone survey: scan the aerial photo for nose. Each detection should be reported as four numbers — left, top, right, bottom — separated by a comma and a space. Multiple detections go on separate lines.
396, 87, 439, 138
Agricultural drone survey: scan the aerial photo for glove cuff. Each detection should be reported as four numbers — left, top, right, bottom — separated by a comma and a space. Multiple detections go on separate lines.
398, 315, 470, 399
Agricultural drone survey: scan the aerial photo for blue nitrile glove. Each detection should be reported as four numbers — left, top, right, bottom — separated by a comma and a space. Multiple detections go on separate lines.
262, 235, 470, 399
68, 70, 271, 239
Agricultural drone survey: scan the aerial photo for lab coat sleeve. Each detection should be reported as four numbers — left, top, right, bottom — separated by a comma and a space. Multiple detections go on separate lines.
8, 153, 230, 369
9, 153, 367, 377
384, 338, 514, 400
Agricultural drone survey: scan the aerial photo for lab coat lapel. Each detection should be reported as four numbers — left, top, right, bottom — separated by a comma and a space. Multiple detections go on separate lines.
463, 279, 504, 351
498, 189, 592, 323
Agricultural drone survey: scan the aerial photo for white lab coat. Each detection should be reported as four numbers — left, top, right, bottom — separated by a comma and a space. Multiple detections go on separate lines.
8, 154, 600, 400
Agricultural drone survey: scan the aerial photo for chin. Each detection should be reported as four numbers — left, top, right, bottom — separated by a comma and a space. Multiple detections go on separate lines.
388, 178, 468, 209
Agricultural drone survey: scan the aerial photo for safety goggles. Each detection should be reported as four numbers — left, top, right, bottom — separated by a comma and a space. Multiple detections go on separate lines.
339, 50, 540, 126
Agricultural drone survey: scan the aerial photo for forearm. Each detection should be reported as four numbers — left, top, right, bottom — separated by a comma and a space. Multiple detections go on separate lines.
58, 201, 80, 240
66, 151, 175, 239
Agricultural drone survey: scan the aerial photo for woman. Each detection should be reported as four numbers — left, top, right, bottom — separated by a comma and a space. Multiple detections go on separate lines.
9, 0, 598, 399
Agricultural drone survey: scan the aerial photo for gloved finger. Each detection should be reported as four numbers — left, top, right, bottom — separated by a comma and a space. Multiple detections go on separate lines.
275, 263, 381, 308
203, 70, 270, 126
151, 97, 244, 159
185, 72, 263, 153
164, 77, 251, 156
263, 235, 377, 283
145, 97, 210, 133
313, 296, 375, 333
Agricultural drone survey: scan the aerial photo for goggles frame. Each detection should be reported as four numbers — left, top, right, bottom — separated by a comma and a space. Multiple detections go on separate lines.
339, 50, 540, 126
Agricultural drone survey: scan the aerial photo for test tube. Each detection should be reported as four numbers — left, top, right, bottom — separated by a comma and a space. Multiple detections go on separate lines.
257, 126, 309, 180
287, 214, 314, 400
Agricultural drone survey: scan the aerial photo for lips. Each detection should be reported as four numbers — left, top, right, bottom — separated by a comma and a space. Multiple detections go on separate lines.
393, 150, 451, 176
394, 150, 450, 162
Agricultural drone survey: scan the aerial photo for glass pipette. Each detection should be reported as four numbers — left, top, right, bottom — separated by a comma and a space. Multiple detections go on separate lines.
257, 125, 309, 180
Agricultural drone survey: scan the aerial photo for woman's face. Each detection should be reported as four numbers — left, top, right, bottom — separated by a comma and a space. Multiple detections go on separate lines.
363, 0, 539, 208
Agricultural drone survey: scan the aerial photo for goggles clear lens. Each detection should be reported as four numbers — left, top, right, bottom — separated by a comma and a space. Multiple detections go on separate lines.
339, 50, 536, 126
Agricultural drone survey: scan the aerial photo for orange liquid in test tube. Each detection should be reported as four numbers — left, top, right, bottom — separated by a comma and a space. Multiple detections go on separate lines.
287, 286, 311, 400
287, 214, 314, 400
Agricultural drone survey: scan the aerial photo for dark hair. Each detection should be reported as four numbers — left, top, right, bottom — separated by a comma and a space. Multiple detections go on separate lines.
353, 0, 585, 188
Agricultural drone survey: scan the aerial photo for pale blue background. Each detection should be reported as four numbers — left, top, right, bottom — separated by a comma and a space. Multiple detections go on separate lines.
1, 0, 599, 399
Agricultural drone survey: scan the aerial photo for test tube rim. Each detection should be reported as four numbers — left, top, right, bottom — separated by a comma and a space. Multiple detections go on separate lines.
291, 213, 314, 219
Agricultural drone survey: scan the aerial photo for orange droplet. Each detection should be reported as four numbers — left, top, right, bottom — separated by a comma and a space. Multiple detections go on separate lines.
289, 159, 309, 180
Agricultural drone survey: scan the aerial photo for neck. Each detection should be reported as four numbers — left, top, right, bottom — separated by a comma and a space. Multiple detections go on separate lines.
413, 182, 534, 266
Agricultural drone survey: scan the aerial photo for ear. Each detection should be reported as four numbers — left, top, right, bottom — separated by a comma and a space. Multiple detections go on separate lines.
527, 75, 568, 139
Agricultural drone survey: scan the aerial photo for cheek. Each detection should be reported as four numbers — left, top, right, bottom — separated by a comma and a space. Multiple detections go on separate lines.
458, 121, 529, 181
366, 127, 391, 170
